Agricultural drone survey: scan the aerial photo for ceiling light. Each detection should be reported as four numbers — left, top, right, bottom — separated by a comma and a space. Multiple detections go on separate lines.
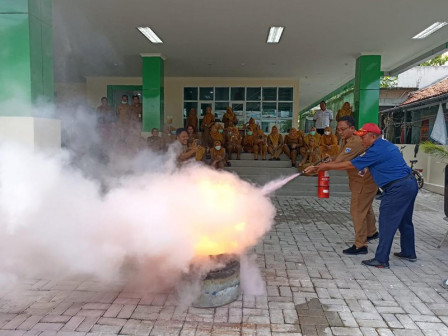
267, 26, 284, 43
137, 27, 163, 43
412, 22, 447, 39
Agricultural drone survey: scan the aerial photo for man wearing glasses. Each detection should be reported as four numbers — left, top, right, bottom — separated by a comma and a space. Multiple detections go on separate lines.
330, 116, 378, 256
305, 122, 418, 269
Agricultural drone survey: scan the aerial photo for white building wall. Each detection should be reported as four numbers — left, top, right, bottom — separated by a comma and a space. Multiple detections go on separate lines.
398, 66, 448, 89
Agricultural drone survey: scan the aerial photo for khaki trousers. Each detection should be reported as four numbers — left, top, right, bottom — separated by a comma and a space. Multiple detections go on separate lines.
282, 145, 297, 164
268, 145, 283, 158
350, 188, 377, 248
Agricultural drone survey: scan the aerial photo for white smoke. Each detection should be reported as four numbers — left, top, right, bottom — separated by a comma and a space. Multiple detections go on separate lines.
0, 135, 276, 293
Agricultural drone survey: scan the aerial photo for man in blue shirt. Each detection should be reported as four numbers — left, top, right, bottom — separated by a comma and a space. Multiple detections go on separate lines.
304, 123, 418, 269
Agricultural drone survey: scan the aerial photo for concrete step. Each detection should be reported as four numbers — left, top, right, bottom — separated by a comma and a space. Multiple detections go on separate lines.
235, 153, 292, 161
235, 174, 349, 186
224, 154, 351, 197
228, 159, 292, 168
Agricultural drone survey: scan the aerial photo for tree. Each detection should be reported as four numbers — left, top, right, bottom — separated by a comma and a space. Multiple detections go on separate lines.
420, 55, 448, 66
380, 76, 398, 88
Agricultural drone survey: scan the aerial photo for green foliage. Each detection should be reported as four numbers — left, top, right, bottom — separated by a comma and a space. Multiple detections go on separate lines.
421, 141, 448, 161
380, 76, 398, 88
420, 55, 448, 66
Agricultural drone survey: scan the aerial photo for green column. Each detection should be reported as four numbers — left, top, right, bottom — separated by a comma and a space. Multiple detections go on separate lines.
353, 55, 381, 128
0, 0, 54, 115
141, 55, 165, 132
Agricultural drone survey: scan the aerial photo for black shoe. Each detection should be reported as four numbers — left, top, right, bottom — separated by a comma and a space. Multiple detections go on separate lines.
367, 232, 379, 242
276, 158, 280, 161
362, 258, 390, 269
225, 161, 231, 167
292, 163, 296, 167
269, 158, 274, 161
393, 252, 417, 262
343, 245, 368, 255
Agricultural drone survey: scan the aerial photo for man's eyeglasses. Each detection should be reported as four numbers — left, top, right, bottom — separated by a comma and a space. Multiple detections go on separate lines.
336, 127, 349, 132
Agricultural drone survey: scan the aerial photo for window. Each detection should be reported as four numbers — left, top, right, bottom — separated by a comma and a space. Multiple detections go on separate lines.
183, 86, 293, 132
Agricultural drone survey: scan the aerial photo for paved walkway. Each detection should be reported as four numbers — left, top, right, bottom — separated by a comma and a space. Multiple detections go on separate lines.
1, 190, 448, 336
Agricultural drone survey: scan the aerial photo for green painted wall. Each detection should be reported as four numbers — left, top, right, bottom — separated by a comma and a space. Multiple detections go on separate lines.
0, 0, 53, 116
142, 57, 164, 132
354, 55, 381, 128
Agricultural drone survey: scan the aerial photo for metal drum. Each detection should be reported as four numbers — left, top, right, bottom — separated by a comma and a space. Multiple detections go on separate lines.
192, 255, 240, 308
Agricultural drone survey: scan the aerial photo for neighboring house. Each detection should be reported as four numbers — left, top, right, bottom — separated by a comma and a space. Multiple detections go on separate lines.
380, 77, 448, 144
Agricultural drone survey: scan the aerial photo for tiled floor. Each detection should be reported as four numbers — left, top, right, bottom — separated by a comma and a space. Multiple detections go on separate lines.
0, 190, 447, 336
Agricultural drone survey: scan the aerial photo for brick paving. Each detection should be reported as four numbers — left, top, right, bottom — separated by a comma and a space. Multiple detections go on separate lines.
0, 190, 447, 335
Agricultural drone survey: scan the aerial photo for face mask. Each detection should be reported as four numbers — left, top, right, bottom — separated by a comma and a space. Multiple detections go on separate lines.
247, 131, 253, 136
215, 146, 221, 150
324, 131, 330, 135
310, 131, 316, 136
218, 129, 223, 133
171, 131, 176, 135
121, 101, 127, 104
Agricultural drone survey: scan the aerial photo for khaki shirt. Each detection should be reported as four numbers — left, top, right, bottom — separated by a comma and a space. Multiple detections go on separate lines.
334, 135, 377, 194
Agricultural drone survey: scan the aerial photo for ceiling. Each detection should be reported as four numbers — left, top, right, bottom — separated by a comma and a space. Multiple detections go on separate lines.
53, 0, 448, 110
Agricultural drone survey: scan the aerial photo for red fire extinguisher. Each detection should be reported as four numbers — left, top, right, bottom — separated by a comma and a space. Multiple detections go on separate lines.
317, 171, 330, 198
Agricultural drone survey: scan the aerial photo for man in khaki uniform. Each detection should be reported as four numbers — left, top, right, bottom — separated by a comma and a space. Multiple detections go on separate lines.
332, 116, 378, 254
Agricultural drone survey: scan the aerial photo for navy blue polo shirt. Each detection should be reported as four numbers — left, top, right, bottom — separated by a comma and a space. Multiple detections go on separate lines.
351, 138, 411, 188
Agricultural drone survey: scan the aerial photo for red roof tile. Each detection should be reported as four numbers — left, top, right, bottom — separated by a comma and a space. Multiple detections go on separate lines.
400, 77, 448, 105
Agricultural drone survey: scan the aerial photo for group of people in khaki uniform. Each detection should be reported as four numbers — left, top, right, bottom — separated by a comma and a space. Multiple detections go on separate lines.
95, 95, 145, 153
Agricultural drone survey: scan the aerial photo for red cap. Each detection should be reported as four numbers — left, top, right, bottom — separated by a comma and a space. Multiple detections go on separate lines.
354, 123, 382, 136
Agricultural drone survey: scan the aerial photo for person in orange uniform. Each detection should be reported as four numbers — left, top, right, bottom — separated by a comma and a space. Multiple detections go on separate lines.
210, 124, 224, 148
320, 126, 339, 158
226, 126, 242, 160
210, 140, 226, 169
299, 137, 321, 172
282, 128, 304, 167
300, 127, 321, 160
305, 116, 378, 255
201, 106, 215, 147
131, 95, 142, 122
186, 108, 198, 132
255, 129, 268, 160
186, 125, 200, 146
242, 128, 260, 160
117, 95, 131, 127
336, 102, 353, 121
267, 126, 283, 161
222, 107, 238, 128
147, 128, 163, 151
247, 117, 260, 134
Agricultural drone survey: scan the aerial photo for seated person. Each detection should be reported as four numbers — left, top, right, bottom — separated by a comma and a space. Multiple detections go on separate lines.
176, 128, 199, 164
255, 129, 268, 160
282, 128, 304, 167
247, 117, 260, 134
299, 137, 321, 173
320, 126, 339, 158
226, 126, 242, 160
147, 128, 163, 151
242, 128, 260, 160
186, 125, 200, 146
217, 123, 226, 146
222, 107, 238, 128
189, 138, 206, 162
300, 126, 321, 159
210, 123, 225, 148
267, 126, 283, 161
210, 140, 226, 169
